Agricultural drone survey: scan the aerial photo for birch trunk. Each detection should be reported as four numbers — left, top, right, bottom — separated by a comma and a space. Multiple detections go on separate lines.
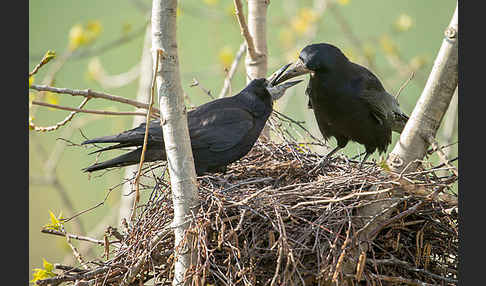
245, 0, 268, 81
151, 1, 200, 285
245, 0, 270, 138
118, 25, 153, 227
441, 86, 458, 160
387, 3, 458, 173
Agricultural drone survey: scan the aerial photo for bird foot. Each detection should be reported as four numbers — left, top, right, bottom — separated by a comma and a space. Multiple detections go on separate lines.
310, 156, 331, 174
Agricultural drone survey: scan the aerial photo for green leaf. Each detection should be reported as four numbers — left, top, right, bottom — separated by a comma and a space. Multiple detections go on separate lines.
42, 258, 54, 273
378, 158, 391, 171
30, 258, 56, 283
44, 50, 56, 61
43, 210, 65, 231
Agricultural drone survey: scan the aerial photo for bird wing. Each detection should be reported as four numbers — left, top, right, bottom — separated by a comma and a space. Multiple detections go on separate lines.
361, 90, 389, 126
351, 64, 391, 126
188, 108, 254, 152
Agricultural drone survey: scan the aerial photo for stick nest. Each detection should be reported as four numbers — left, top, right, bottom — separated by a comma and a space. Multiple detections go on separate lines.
40, 114, 458, 286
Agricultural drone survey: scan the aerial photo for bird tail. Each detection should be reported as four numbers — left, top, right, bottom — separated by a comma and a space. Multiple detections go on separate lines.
82, 134, 145, 154
82, 134, 132, 145
82, 148, 166, 172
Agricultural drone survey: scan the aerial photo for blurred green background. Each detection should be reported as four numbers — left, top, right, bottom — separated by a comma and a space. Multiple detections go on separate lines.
29, 0, 457, 282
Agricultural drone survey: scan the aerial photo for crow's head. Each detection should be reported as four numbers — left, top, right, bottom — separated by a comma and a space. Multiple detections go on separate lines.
273, 43, 349, 85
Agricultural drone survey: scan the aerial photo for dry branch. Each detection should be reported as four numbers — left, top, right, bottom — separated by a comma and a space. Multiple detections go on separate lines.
31, 100, 149, 118
218, 42, 247, 98
30, 84, 161, 115
119, 24, 155, 228
233, 0, 260, 61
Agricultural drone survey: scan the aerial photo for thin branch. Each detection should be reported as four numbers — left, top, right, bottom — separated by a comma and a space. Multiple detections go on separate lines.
218, 42, 246, 98
395, 71, 415, 100
233, 0, 260, 60
190, 78, 215, 100
30, 51, 56, 77
32, 100, 151, 117
131, 49, 162, 221
425, 134, 459, 177
30, 97, 90, 132
41, 229, 105, 245
30, 84, 161, 115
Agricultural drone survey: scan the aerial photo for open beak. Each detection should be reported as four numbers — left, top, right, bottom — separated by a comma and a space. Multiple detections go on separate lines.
272, 58, 311, 85
265, 63, 303, 100
266, 79, 303, 101
267, 63, 292, 86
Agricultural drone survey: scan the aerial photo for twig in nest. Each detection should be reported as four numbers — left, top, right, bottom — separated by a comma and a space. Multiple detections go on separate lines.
425, 134, 458, 177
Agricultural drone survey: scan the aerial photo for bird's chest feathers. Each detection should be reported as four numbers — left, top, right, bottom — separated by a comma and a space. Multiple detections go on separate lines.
308, 75, 365, 128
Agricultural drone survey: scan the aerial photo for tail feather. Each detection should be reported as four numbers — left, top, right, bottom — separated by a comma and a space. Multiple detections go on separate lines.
82, 134, 129, 145
87, 142, 140, 155
83, 147, 166, 172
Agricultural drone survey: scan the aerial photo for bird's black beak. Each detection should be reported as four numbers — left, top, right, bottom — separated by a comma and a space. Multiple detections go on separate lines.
272, 58, 311, 85
266, 79, 303, 101
268, 63, 292, 86
265, 63, 303, 100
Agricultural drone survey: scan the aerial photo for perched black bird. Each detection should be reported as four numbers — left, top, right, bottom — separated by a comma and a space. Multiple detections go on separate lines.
82, 68, 302, 175
274, 43, 409, 167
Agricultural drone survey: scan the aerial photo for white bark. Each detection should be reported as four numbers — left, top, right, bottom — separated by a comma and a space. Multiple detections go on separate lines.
387, 3, 458, 173
245, 0, 270, 138
118, 25, 154, 227
151, 1, 200, 285
441, 86, 458, 159
245, 0, 268, 82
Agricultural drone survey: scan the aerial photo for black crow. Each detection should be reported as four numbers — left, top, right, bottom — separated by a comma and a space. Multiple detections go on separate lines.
274, 43, 409, 168
82, 67, 302, 175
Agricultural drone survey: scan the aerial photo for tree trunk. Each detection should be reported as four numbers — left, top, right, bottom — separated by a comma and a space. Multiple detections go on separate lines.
441, 86, 458, 159
245, 0, 270, 139
151, 1, 200, 285
387, 3, 458, 173
118, 25, 153, 227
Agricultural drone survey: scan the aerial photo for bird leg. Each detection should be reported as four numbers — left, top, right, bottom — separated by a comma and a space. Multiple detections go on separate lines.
358, 152, 371, 170
325, 145, 342, 159
310, 146, 342, 174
